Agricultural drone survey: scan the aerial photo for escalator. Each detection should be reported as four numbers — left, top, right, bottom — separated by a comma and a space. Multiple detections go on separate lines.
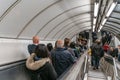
87, 64, 106, 80
58, 52, 120, 80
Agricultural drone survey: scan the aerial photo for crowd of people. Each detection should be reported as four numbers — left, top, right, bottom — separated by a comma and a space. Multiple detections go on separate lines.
26, 36, 88, 80
88, 31, 120, 70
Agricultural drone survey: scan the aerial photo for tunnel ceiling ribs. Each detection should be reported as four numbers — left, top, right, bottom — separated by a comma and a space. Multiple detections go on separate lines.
38, 4, 92, 39
103, 27, 117, 34
58, 22, 91, 39
92, 0, 120, 37
101, 1, 120, 36
0, 0, 93, 40
0, 0, 21, 22
34, 4, 92, 37
62, 26, 91, 39
16, 0, 61, 38
51, 17, 90, 39
104, 25, 119, 33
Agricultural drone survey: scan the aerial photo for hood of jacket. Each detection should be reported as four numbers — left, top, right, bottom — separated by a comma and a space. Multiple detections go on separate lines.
26, 53, 50, 70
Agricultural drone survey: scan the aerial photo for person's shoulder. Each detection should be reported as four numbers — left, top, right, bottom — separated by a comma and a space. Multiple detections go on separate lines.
28, 44, 34, 47
39, 44, 45, 46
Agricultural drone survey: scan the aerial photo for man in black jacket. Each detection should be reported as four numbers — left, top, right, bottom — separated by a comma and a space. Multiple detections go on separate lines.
51, 40, 75, 77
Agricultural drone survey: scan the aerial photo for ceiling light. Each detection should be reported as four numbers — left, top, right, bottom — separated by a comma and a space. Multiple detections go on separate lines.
98, 25, 103, 32
102, 18, 107, 25
106, 2, 117, 17
93, 18, 96, 24
94, 3, 99, 17
93, 25, 95, 32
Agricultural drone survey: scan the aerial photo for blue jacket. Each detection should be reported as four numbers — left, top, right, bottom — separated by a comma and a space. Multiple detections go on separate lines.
28, 44, 45, 54
51, 48, 75, 76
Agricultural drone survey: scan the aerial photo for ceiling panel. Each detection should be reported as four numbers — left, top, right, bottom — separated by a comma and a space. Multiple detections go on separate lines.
108, 17, 120, 23
106, 22, 120, 29
104, 25, 119, 33
0, 0, 92, 40
0, 0, 57, 38
19, 1, 64, 39
57, 22, 91, 39
104, 24, 120, 30
114, 4, 120, 12
110, 12, 120, 18
46, 17, 91, 39
0, 0, 17, 17
37, 7, 91, 39
62, 27, 91, 39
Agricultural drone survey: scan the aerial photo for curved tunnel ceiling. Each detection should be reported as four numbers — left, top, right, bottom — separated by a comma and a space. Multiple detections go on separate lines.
0, 0, 93, 40
102, 2, 120, 37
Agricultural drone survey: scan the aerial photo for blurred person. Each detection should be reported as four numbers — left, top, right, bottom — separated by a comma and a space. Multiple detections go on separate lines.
64, 38, 76, 59
26, 44, 57, 80
51, 40, 75, 77
103, 42, 109, 52
108, 46, 118, 58
70, 42, 80, 58
91, 39, 104, 69
47, 43, 53, 52
28, 36, 45, 54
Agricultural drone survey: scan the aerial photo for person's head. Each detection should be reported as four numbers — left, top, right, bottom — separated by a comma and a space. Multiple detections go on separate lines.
47, 43, 53, 52
70, 42, 76, 48
64, 38, 70, 47
110, 46, 114, 51
118, 45, 120, 49
35, 44, 49, 58
96, 39, 101, 44
33, 36, 39, 44
56, 40, 64, 48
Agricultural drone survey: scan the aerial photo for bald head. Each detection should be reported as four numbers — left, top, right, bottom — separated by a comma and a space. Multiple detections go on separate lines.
56, 40, 64, 48
33, 36, 39, 44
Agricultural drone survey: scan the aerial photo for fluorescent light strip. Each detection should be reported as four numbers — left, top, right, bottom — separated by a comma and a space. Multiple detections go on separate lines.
93, 18, 96, 24
93, 25, 95, 32
98, 25, 103, 32
102, 18, 107, 25
94, 3, 99, 17
106, 2, 117, 17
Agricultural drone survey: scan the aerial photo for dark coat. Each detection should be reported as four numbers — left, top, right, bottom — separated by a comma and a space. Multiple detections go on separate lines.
28, 62, 57, 80
28, 44, 45, 54
51, 48, 75, 77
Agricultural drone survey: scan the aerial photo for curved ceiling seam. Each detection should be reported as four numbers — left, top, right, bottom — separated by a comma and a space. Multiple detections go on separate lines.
60, 24, 91, 39
107, 20, 120, 26
110, 16, 120, 21
60, 25, 91, 39
103, 25, 119, 33
113, 11, 120, 14
35, 4, 92, 36
104, 25, 120, 33
62, 27, 91, 39
51, 17, 90, 39
46, 11, 92, 39
44, 16, 90, 39
103, 28, 116, 35
0, 37, 32, 40
57, 21, 91, 39
103, 29, 115, 35
105, 23, 120, 30
43, 5, 92, 39
68, 28, 89, 38
103, 27, 117, 34
0, 0, 21, 22
16, 0, 61, 38
70, 29, 90, 39
64, 27, 91, 39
